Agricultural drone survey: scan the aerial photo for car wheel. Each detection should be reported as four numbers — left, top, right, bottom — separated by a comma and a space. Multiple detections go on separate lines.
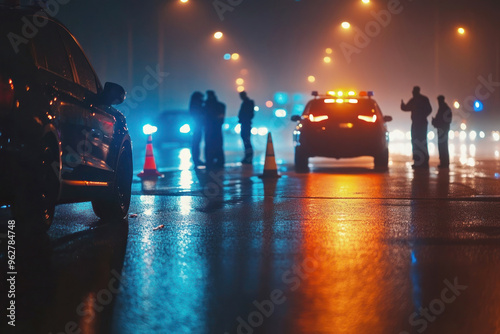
12, 142, 60, 234
374, 148, 389, 171
294, 146, 309, 173
92, 145, 132, 220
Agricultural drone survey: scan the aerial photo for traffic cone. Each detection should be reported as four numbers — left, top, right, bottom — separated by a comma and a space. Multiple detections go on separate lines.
138, 134, 163, 178
259, 132, 281, 178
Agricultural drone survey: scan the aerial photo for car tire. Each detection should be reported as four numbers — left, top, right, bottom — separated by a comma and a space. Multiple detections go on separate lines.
12, 142, 60, 234
294, 146, 309, 173
92, 145, 132, 220
374, 148, 389, 171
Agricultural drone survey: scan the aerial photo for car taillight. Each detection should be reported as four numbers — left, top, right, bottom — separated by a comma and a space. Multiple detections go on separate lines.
308, 114, 329, 122
0, 74, 15, 110
358, 115, 377, 123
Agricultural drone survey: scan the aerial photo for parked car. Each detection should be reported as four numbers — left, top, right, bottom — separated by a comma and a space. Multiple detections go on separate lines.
0, 6, 132, 233
291, 91, 392, 172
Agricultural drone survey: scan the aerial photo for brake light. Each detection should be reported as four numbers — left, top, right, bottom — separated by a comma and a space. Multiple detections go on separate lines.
309, 114, 329, 122
0, 75, 15, 109
358, 115, 377, 123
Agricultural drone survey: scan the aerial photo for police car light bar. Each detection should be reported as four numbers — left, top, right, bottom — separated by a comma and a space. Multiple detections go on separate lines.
359, 91, 374, 97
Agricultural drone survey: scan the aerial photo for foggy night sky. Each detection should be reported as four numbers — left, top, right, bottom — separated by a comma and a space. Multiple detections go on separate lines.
50, 0, 500, 131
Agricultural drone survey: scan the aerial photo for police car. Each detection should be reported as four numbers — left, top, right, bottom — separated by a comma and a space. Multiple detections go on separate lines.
291, 91, 392, 172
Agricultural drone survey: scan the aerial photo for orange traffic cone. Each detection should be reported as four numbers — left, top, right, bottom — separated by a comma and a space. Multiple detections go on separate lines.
138, 134, 163, 178
259, 132, 281, 178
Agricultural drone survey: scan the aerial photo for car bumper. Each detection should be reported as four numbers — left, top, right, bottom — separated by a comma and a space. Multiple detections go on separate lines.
295, 128, 388, 158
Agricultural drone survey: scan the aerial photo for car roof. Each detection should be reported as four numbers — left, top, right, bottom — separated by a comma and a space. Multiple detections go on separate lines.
0, 5, 65, 25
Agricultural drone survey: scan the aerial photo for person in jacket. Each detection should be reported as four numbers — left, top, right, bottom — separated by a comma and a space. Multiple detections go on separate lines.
238, 91, 255, 164
204, 90, 225, 169
189, 91, 205, 167
432, 95, 452, 168
401, 86, 432, 168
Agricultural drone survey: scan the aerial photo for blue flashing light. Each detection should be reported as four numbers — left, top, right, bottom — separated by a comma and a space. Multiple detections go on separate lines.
473, 100, 483, 112
223, 53, 231, 60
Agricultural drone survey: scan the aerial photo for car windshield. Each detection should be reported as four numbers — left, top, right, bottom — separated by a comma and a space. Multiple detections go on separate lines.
305, 99, 378, 121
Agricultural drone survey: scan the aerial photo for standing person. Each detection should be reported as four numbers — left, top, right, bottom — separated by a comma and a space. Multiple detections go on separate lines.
189, 91, 205, 167
432, 95, 452, 168
401, 86, 433, 168
204, 90, 225, 169
238, 91, 255, 164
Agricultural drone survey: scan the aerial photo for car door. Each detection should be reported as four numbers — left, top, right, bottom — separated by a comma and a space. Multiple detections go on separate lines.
58, 27, 117, 181
31, 21, 88, 181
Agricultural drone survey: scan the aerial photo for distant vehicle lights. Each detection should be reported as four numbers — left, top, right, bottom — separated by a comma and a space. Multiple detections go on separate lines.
143, 124, 158, 135
179, 124, 191, 134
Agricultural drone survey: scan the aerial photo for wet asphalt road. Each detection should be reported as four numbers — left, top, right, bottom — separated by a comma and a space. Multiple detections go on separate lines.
1, 139, 500, 334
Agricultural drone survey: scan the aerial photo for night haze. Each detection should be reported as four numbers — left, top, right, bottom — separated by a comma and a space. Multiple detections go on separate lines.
3, 1, 500, 333
51, 0, 500, 135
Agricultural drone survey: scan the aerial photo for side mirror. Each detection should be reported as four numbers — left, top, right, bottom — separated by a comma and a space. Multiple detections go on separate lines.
101, 82, 126, 106
291, 115, 301, 122
383, 115, 393, 122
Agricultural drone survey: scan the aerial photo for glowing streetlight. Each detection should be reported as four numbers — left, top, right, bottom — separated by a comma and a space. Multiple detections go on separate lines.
361, 0, 370, 4
457, 27, 466, 35
453, 101, 460, 109
236, 78, 244, 85
231, 53, 240, 60
179, 0, 188, 3
237, 86, 245, 92
307, 75, 316, 83
325, 48, 333, 54
341, 22, 351, 30
323, 56, 332, 64
214, 31, 223, 39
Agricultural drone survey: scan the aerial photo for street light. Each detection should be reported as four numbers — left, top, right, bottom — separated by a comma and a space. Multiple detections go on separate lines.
323, 56, 332, 64
341, 22, 351, 30
179, 0, 188, 3
231, 53, 240, 60
457, 27, 466, 35
308, 75, 316, 83
361, 0, 370, 4
214, 31, 223, 39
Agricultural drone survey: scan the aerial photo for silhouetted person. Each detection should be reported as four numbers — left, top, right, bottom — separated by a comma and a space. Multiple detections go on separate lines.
432, 95, 452, 168
238, 91, 255, 164
401, 86, 432, 168
189, 91, 205, 167
204, 90, 225, 169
